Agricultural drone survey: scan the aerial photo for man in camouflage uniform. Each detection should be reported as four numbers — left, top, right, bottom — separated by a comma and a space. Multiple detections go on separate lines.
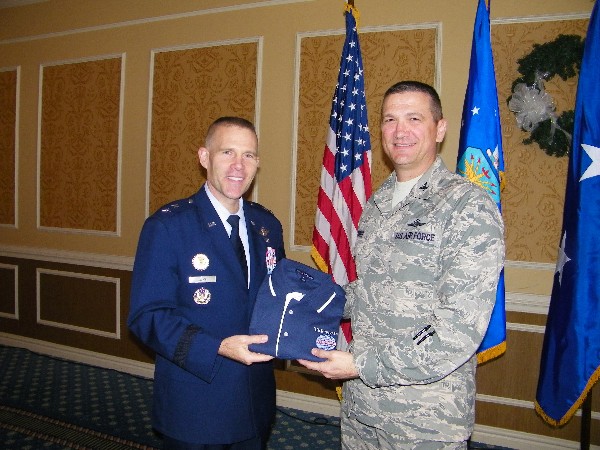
298, 81, 505, 449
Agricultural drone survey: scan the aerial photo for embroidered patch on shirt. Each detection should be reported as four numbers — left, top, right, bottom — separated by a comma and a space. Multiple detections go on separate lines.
394, 231, 436, 242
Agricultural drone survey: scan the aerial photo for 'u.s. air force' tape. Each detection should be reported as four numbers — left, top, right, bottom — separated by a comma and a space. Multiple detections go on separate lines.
248, 258, 346, 361
189, 276, 217, 283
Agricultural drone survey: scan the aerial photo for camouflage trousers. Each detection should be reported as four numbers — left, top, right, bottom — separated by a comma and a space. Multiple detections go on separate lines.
341, 410, 468, 450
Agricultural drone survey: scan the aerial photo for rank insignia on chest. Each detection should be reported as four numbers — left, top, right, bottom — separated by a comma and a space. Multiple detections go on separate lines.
266, 247, 277, 274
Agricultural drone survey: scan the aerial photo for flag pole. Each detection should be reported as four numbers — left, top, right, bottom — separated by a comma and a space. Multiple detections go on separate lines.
580, 388, 591, 450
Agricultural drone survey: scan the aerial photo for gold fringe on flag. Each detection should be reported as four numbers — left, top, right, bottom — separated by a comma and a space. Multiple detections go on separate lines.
476, 340, 506, 365
535, 366, 600, 426
336, 385, 343, 401
310, 246, 329, 274
499, 169, 506, 192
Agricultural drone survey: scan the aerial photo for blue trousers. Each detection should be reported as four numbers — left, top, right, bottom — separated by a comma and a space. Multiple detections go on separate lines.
162, 435, 265, 450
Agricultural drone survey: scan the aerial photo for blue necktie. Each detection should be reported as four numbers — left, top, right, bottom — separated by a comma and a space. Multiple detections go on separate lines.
227, 215, 248, 284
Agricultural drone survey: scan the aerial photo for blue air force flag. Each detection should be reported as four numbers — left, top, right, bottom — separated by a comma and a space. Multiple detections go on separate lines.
535, 0, 600, 426
456, 0, 506, 364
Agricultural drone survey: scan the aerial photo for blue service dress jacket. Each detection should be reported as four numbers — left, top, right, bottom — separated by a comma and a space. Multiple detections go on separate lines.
127, 185, 285, 445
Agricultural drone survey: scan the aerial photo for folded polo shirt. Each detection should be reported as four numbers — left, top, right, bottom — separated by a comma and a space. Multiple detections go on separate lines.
249, 258, 346, 361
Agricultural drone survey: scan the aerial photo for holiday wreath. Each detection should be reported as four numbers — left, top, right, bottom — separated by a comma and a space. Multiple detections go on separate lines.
507, 34, 584, 157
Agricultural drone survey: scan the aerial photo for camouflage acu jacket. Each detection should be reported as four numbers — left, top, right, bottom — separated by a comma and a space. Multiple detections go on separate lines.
342, 157, 505, 441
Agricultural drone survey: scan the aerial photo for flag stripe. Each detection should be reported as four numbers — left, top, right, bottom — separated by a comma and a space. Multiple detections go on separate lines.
313, 190, 355, 280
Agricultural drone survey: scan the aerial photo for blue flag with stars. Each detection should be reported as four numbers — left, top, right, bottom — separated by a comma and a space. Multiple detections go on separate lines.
456, 0, 506, 365
535, 0, 600, 426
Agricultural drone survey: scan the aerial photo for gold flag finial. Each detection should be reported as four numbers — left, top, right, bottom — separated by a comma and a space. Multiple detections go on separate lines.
344, 1, 360, 26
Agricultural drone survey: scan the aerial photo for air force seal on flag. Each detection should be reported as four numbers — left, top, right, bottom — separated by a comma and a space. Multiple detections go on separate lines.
457, 146, 501, 204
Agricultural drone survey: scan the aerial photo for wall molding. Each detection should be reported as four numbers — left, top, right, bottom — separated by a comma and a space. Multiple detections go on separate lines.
0, 0, 48, 9
0, 262, 18, 319
0, 0, 314, 45
477, 394, 599, 421
276, 389, 340, 418
36, 53, 125, 236
0, 65, 19, 229
504, 259, 555, 271
0, 332, 155, 378
472, 424, 599, 450
0, 244, 134, 270
491, 12, 590, 26
506, 291, 548, 333
0, 245, 554, 318
506, 291, 549, 315
36, 268, 121, 339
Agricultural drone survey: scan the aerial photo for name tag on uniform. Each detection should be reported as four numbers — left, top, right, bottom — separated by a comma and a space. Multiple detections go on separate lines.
189, 276, 217, 284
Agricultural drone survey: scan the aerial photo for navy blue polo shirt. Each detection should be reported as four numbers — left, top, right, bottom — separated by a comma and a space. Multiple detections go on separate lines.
249, 259, 346, 361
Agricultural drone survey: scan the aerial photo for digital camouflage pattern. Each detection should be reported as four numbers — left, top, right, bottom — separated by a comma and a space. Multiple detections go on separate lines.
342, 157, 505, 442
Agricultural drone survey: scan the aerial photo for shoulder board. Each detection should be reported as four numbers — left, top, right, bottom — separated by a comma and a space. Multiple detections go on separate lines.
247, 201, 274, 215
156, 197, 195, 215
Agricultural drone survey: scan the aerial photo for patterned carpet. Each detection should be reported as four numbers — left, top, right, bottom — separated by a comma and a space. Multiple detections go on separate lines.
0, 345, 342, 449
0, 345, 511, 449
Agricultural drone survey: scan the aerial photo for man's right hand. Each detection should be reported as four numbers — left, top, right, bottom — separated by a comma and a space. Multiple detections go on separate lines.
218, 334, 274, 365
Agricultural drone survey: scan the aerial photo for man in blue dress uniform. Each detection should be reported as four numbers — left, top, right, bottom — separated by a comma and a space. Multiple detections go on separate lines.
128, 117, 285, 449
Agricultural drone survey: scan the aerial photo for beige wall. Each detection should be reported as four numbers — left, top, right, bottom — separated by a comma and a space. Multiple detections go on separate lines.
0, 0, 598, 446
0, 0, 592, 259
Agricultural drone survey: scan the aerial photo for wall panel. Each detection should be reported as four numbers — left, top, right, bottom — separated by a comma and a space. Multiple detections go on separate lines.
37, 268, 120, 338
0, 255, 150, 363
38, 55, 123, 234
0, 263, 18, 319
0, 67, 18, 227
492, 17, 588, 263
148, 40, 259, 214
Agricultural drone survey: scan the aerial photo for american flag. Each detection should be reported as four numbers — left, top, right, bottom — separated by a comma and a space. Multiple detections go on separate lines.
311, 6, 372, 349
